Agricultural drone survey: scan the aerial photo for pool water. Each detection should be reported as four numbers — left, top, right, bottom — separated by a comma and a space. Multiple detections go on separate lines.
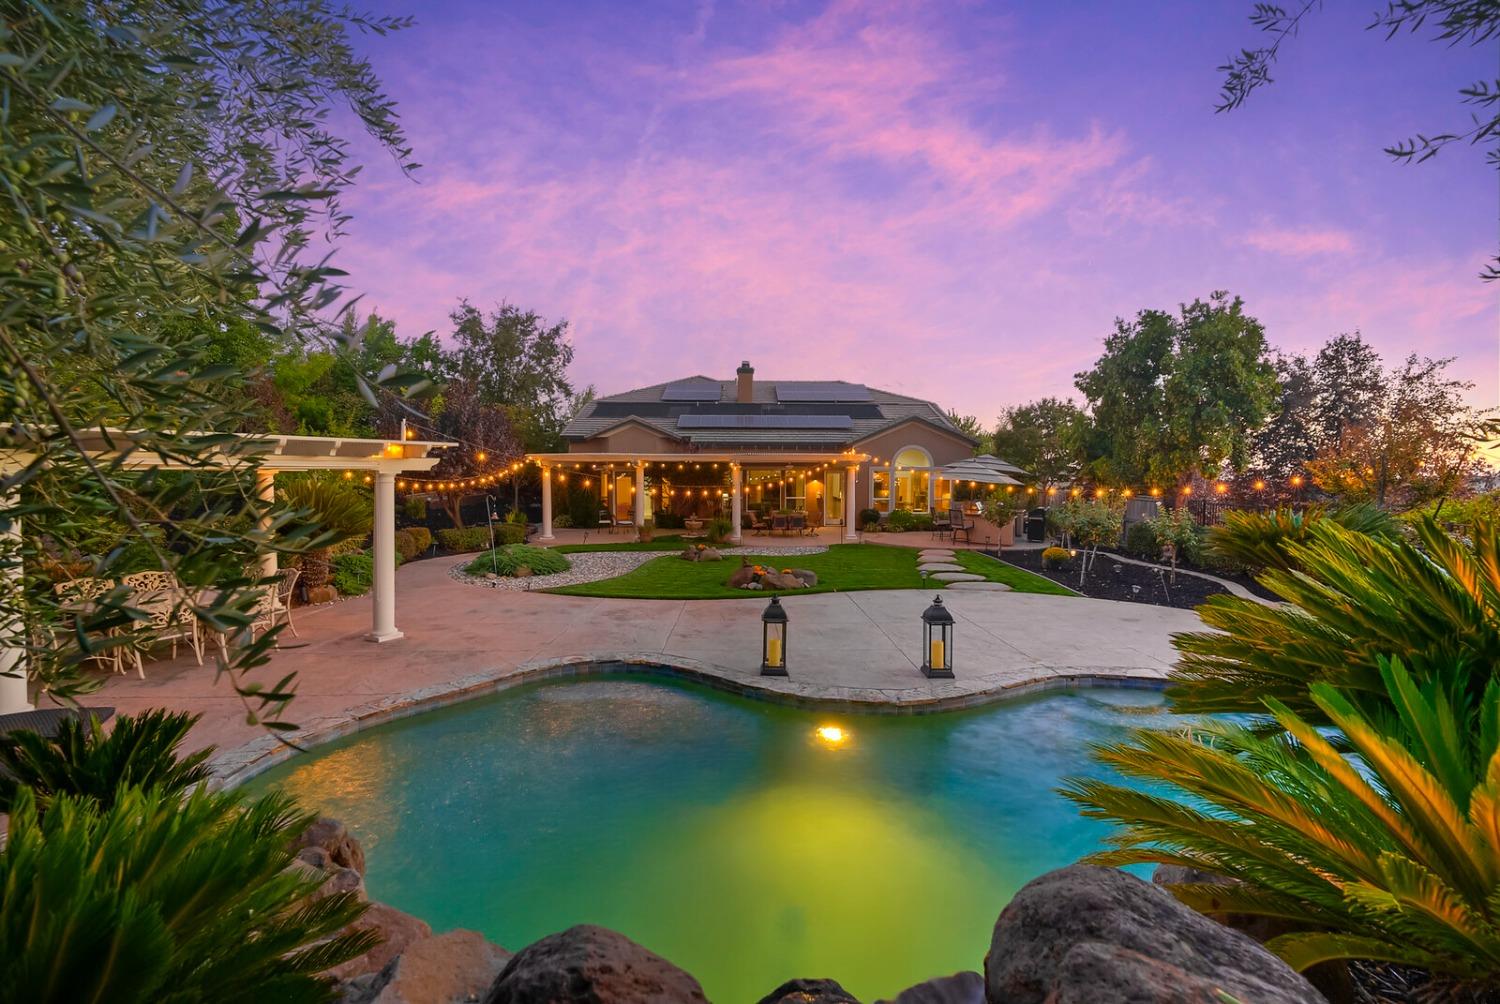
249, 677, 1185, 1001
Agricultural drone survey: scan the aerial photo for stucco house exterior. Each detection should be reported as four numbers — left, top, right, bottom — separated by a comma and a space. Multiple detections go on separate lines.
525, 361, 977, 541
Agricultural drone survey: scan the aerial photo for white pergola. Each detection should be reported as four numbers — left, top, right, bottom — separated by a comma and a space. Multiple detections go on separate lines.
0, 430, 450, 714
525, 450, 872, 544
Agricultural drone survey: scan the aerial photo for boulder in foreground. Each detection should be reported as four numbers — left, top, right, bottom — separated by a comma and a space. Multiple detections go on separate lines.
482, 924, 708, 1003
984, 864, 1323, 1004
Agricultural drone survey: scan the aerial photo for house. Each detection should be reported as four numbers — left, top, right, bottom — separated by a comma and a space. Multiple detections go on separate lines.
526, 362, 979, 541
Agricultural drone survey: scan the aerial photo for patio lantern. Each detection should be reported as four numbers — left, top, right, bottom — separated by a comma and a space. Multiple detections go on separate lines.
921, 595, 954, 679
760, 596, 789, 676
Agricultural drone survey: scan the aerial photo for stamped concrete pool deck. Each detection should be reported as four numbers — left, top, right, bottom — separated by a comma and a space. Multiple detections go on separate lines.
89, 551, 1206, 784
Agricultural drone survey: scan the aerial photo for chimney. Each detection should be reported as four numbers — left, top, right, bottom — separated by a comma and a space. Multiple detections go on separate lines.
736, 360, 754, 404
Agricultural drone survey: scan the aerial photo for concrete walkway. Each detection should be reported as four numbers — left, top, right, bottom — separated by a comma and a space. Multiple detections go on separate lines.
89, 552, 1206, 785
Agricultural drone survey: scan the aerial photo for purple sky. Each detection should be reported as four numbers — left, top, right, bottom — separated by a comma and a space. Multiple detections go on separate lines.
336, 0, 1497, 419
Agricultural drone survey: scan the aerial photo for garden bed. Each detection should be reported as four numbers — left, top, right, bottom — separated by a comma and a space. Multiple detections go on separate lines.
994, 548, 1231, 610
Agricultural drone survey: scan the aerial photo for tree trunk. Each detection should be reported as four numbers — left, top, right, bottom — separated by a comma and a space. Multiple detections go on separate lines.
302, 547, 331, 590
442, 493, 465, 530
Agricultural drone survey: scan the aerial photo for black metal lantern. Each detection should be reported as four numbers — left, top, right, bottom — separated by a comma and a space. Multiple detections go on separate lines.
761, 596, 789, 676
921, 594, 954, 678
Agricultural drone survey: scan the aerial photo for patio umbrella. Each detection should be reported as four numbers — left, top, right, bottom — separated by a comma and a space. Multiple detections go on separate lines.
937, 454, 1027, 487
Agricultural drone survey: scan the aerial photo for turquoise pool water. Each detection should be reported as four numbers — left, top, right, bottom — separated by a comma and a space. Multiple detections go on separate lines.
249, 677, 1183, 1001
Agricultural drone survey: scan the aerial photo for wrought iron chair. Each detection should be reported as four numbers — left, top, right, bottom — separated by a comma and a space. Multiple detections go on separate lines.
123, 569, 202, 671
52, 577, 129, 675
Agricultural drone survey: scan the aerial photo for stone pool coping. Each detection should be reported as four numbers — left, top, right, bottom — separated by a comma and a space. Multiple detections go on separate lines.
208, 653, 1167, 789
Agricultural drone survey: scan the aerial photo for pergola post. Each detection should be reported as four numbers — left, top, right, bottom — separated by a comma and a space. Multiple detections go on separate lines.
730, 463, 743, 543
539, 464, 555, 541
633, 460, 645, 527
367, 469, 403, 643
256, 468, 278, 580
844, 464, 860, 542
0, 481, 31, 714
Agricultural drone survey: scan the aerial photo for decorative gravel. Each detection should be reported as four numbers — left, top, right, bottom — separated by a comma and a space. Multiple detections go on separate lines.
451, 544, 830, 591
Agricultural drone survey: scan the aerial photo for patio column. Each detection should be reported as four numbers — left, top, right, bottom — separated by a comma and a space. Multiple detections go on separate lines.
0, 481, 30, 713
843, 464, 859, 541
539, 464, 555, 541
633, 460, 646, 527
730, 463, 743, 543
255, 468, 277, 580
367, 469, 403, 643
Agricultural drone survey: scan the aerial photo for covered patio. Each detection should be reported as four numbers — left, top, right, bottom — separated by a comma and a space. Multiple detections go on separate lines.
524, 450, 872, 543
1, 430, 449, 714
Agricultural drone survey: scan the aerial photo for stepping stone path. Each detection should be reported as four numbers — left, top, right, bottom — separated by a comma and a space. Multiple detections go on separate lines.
932, 571, 985, 582
919, 550, 956, 562
918, 563, 965, 573
947, 581, 1012, 591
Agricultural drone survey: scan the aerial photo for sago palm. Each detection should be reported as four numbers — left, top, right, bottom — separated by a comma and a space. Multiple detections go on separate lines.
1171, 515, 1500, 721
1207, 502, 1398, 575
279, 477, 374, 591
0, 784, 376, 1004
1064, 658, 1500, 990
0, 709, 212, 814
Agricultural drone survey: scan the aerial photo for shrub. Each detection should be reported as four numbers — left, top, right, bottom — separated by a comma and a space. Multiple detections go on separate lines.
1122, 521, 1161, 561
1150, 505, 1205, 569
1041, 546, 1072, 569
406, 526, 432, 554
436, 527, 490, 553
887, 508, 918, 532
911, 512, 934, 532
393, 529, 420, 562
1172, 516, 1500, 723
281, 477, 374, 591
1209, 503, 1399, 576
401, 495, 427, 522
858, 508, 880, 529
564, 486, 598, 529
1066, 658, 1500, 988
464, 544, 571, 578
552, 513, 574, 529
0, 785, 374, 1003
861, 520, 879, 532
0, 710, 212, 815
705, 518, 733, 546
331, 552, 373, 596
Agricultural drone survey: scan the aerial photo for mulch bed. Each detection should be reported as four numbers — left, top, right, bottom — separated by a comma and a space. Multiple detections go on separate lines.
992, 548, 1231, 610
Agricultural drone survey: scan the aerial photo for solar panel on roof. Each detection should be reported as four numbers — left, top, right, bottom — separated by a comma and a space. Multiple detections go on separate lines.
660, 383, 721, 402
775, 383, 872, 402
676, 414, 853, 430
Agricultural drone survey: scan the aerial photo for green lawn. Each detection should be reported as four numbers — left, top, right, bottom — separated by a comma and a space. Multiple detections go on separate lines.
552, 534, 714, 554
547, 543, 1069, 600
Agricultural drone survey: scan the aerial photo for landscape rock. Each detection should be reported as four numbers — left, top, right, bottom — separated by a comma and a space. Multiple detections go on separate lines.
330, 901, 435, 982
481, 924, 708, 1003
290, 856, 367, 900
698, 547, 722, 562
762, 571, 806, 590
308, 584, 340, 605
756, 977, 860, 1003
984, 865, 1322, 1004
727, 562, 758, 589
293, 816, 367, 875
876, 971, 983, 1004
344, 929, 512, 1004
789, 568, 818, 587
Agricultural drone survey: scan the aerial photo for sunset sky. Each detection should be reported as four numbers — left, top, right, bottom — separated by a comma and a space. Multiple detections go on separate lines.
336, 0, 1496, 419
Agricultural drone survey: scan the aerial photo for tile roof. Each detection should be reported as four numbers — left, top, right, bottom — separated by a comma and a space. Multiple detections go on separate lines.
563, 374, 971, 449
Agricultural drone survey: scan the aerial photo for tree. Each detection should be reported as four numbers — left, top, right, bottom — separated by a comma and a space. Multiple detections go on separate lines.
406, 380, 524, 529
1074, 293, 1278, 487
991, 398, 1087, 489
944, 410, 990, 452
1, 2, 418, 721
1249, 351, 1318, 491
1218, 1, 1500, 280
1306, 353, 1485, 508
450, 301, 578, 451
1310, 332, 1386, 452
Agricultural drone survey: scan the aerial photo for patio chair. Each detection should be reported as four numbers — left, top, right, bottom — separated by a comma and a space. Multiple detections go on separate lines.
598, 508, 614, 533
124, 569, 203, 670
931, 509, 952, 539
770, 514, 789, 536
949, 506, 975, 546
746, 510, 770, 535
211, 567, 300, 661
788, 513, 808, 536
52, 577, 129, 675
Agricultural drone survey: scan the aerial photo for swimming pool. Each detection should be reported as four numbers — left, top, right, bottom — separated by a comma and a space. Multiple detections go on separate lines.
249, 676, 1184, 1001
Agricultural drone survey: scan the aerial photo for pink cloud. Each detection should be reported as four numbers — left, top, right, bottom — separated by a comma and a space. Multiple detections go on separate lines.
1245, 226, 1357, 257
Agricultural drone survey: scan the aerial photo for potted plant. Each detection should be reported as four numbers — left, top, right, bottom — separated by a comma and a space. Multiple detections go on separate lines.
638, 518, 655, 544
